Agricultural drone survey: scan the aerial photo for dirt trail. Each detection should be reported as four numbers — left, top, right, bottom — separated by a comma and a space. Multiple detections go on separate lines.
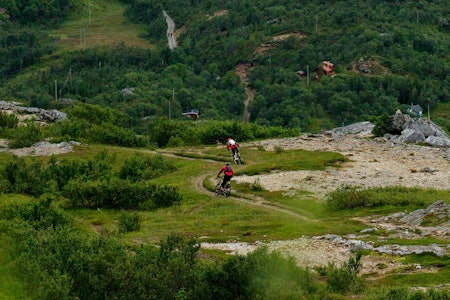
194, 175, 309, 219
202, 133, 450, 277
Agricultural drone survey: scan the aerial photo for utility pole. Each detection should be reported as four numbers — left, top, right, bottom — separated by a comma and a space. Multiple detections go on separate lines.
54, 80, 58, 103
88, 1, 92, 25
315, 15, 318, 33
79, 29, 86, 49
170, 88, 174, 120
307, 65, 310, 86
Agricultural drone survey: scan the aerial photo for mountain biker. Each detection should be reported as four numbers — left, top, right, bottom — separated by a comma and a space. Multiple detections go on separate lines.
217, 162, 234, 189
226, 137, 239, 157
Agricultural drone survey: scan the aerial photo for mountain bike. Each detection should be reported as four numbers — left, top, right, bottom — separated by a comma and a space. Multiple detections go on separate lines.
232, 150, 242, 165
215, 176, 231, 197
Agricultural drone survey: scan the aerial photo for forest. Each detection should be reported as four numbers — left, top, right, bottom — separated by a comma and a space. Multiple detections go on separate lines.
0, 0, 448, 135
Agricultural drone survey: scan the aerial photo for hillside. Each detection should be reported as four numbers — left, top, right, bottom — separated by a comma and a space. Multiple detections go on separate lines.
0, 1, 449, 298
49, 0, 153, 52
1, 112, 449, 288
0, 0, 449, 133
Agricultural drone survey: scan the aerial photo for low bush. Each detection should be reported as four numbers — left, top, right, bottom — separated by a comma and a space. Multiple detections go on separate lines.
368, 286, 450, 300
119, 153, 176, 182
63, 178, 182, 210
7, 121, 41, 149
325, 251, 364, 294
0, 111, 18, 129
118, 211, 141, 233
325, 186, 433, 210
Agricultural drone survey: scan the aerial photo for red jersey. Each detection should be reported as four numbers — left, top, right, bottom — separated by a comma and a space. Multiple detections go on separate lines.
218, 165, 234, 177
227, 139, 239, 150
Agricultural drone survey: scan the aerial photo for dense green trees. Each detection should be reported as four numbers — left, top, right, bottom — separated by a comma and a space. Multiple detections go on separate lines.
2, 201, 325, 300
0, 27, 56, 80
2, 0, 447, 132
0, 150, 181, 210
0, 0, 73, 26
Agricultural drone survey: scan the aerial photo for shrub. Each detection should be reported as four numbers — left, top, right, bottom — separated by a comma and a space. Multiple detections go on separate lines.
88, 123, 148, 147
250, 178, 263, 191
118, 153, 176, 182
167, 135, 184, 147
63, 179, 182, 210
326, 251, 364, 294
326, 185, 371, 210
118, 211, 141, 233
3, 194, 67, 230
201, 246, 320, 299
7, 121, 41, 149
0, 111, 18, 128
371, 113, 391, 137
274, 144, 284, 153
325, 186, 431, 210
2, 156, 49, 196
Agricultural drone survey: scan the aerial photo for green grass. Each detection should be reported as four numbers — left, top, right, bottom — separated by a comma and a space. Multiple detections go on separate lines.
0, 142, 449, 297
49, 0, 153, 53
203, 146, 348, 175
51, 144, 358, 245
0, 236, 31, 300
0, 195, 34, 300
432, 102, 450, 134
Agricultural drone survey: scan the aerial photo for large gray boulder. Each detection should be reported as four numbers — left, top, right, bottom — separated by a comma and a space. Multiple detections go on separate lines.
327, 112, 450, 147
327, 121, 375, 136
385, 113, 450, 147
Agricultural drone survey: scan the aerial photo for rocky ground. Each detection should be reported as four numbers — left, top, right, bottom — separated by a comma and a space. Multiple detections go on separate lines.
203, 131, 450, 278
236, 131, 450, 197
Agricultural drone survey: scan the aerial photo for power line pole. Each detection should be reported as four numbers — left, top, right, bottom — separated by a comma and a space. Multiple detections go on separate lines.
79, 29, 86, 49
170, 88, 174, 120
315, 15, 318, 33
88, 1, 92, 25
307, 65, 310, 86
54, 80, 58, 103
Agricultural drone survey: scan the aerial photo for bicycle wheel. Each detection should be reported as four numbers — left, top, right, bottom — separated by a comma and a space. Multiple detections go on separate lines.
224, 184, 231, 197
215, 183, 222, 196
234, 153, 241, 164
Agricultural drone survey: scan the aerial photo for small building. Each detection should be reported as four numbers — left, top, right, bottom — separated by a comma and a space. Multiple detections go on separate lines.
182, 109, 199, 120
295, 70, 306, 79
408, 103, 423, 117
322, 61, 335, 76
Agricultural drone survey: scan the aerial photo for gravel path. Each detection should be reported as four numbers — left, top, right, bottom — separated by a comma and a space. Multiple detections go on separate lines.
235, 133, 450, 196
203, 133, 450, 276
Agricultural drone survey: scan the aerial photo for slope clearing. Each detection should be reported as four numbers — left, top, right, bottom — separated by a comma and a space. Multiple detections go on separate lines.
49, 0, 153, 53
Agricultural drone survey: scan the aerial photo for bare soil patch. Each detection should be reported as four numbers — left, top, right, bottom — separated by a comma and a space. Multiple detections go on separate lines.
236, 133, 450, 196
203, 133, 450, 278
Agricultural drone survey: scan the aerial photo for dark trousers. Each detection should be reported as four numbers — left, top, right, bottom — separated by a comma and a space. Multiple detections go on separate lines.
222, 175, 232, 187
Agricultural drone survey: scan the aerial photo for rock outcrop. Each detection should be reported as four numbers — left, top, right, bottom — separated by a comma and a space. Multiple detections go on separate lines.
385, 113, 450, 147
0, 100, 67, 122
327, 114, 450, 148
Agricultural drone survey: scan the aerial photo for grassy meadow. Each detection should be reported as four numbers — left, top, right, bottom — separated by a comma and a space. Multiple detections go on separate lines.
0, 141, 449, 298
49, 0, 153, 53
